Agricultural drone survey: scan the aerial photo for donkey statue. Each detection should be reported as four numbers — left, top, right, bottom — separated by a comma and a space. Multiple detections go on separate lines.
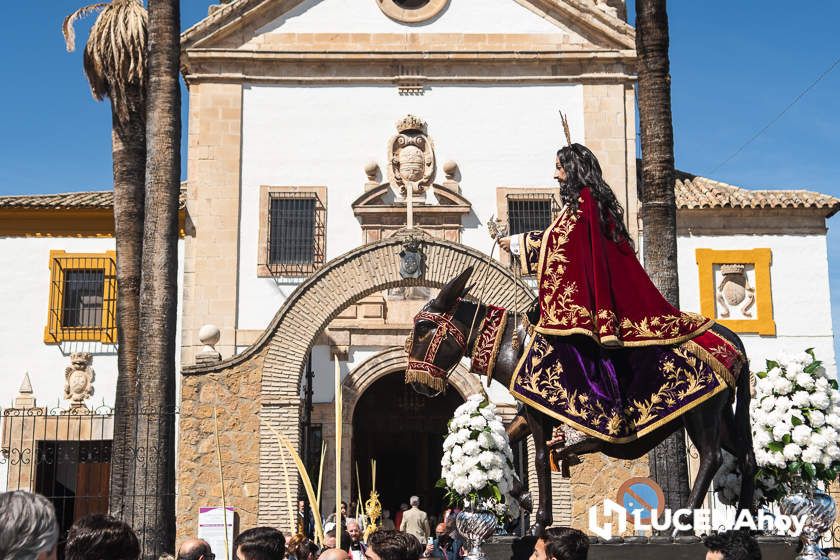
405, 267, 756, 536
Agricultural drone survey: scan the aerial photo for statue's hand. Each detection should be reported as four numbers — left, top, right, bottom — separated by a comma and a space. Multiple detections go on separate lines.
498, 236, 512, 252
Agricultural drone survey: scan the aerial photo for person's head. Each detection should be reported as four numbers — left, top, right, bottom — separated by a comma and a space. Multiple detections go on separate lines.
400, 503, 409, 512
823, 548, 840, 560
409, 496, 420, 508
0, 491, 59, 560
529, 527, 588, 560
298, 500, 306, 512
366, 531, 421, 560
435, 524, 446, 538
234, 527, 285, 560
382, 510, 391, 520
703, 530, 761, 560
555, 143, 630, 244
177, 538, 213, 560
341, 502, 348, 516
346, 519, 361, 542
65, 514, 140, 560
319, 548, 349, 560
287, 534, 317, 560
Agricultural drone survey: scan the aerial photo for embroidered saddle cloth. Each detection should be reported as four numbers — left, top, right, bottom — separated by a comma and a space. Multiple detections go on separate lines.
509, 328, 743, 443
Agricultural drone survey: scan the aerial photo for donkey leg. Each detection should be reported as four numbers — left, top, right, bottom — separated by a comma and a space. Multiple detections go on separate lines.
683, 398, 726, 512
722, 404, 756, 513
524, 405, 553, 537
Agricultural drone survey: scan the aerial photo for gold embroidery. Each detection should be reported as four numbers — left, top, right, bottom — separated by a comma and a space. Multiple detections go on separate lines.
533, 200, 711, 346
618, 312, 708, 341
520, 338, 592, 424
597, 309, 618, 336
624, 346, 713, 428
508, 334, 730, 445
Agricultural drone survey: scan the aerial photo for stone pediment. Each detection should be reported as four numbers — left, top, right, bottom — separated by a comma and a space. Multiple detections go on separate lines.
182, 0, 635, 53
352, 183, 471, 213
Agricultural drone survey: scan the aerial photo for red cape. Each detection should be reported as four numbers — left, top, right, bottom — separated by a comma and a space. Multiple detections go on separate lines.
518, 187, 713, 347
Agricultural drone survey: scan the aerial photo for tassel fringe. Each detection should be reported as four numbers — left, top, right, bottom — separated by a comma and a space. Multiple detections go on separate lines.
405, 369, 447, 393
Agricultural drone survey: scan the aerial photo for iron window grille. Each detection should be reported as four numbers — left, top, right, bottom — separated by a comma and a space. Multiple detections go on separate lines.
265, 192, 326, 276
506, 193, 562, 236
45, 252, 117, 344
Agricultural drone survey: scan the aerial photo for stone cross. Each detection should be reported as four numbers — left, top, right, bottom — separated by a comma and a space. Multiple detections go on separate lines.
405, 181, 416, 229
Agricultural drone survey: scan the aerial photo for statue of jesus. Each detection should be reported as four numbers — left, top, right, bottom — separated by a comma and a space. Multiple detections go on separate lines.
497, 143, 742, 443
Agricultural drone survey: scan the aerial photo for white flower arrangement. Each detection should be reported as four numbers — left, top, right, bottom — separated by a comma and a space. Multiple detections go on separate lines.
714, 349, 840, 506
439, 395, 520, 519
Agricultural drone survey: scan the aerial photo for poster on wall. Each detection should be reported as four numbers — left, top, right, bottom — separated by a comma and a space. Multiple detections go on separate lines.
198, 506, 235, 560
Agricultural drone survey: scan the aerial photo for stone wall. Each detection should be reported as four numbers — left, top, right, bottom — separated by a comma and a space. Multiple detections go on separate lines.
176, 348, 265, 545
569, 453, 650, 535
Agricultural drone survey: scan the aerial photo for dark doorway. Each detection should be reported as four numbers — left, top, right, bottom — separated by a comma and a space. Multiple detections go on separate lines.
35, 440, 112, 557
352, 373, 462, 524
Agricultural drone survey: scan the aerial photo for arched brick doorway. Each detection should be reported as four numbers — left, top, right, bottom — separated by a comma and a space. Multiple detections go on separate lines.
353, 373, 461, 520
342, 347, 482, 520
182, 230, 532, 529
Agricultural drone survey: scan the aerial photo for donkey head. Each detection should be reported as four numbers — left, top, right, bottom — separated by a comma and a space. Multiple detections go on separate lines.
405, 267, 474, 395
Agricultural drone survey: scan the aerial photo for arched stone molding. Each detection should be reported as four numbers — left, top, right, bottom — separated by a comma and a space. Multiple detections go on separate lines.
342, 346, 483, 411
316, 347, 482, 513
183, 229, 532, 527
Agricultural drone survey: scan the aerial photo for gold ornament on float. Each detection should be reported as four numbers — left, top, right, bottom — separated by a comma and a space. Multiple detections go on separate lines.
363, 460, 382, 542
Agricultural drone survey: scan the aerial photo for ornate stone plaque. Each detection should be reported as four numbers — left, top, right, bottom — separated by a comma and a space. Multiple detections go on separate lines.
388, 114, 436, 199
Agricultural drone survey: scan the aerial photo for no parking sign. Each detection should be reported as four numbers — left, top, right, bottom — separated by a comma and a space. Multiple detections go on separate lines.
616, 477, 665, 524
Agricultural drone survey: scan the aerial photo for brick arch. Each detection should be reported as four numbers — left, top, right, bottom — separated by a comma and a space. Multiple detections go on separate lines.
342, 346, 484, 411
186, 229, 532, 527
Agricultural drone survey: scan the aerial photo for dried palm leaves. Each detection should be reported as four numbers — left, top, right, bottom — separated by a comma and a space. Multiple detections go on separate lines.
63, 0, 148, 127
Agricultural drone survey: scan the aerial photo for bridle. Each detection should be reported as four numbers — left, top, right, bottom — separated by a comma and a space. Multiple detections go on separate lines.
405, 236, 511, 395
406, 300, 470, 387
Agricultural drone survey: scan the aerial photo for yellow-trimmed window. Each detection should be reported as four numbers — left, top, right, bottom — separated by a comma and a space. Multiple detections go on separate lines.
44, 250, 117, 344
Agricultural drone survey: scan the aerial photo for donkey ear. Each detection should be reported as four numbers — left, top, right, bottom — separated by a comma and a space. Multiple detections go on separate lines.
434, 266, 474, 311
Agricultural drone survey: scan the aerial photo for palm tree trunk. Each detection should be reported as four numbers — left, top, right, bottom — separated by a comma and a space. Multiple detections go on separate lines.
132, 0, 180, 555
108, 86, 146, 518
636, 0, 691, 513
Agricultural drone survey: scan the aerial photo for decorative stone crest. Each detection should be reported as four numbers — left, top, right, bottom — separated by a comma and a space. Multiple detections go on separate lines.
399, 238, 424, 279
388, 115, 436, 198
717, 264, 755, 318
64, 352, 95, 407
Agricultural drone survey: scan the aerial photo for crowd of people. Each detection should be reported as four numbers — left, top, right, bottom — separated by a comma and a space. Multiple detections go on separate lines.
4, 489, 836, 560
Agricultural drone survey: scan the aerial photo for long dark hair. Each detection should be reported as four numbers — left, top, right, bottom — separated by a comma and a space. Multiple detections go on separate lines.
557, 143, 632, 244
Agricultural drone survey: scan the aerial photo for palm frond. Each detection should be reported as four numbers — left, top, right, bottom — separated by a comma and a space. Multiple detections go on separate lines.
68, 0, 148, 127
62, 3, 108, 52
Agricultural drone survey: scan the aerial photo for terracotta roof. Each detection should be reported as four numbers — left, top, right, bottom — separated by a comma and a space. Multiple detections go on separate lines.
0, 188, 187, 210
675, 171, 840, 217
2, 177, 837, 217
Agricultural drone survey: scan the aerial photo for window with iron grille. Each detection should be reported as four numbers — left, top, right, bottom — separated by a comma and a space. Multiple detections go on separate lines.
45, 251, 117, 344
264, 192, 326, 276
506, 193, 561, 235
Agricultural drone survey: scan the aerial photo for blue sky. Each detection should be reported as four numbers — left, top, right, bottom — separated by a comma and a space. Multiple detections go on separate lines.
1, 1, 838, 360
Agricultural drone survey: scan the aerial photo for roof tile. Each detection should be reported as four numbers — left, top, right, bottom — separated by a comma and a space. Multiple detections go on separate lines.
674, 171, 839, 216
0, 188, 188, 210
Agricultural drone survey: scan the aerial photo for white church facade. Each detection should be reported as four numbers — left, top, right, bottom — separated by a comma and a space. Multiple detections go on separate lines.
1, 0, 837, 543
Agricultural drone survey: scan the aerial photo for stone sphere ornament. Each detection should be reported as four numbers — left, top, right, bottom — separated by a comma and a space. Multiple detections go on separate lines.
443, 160, 458, 179
364, 161, 380, 181
199, 323, 221, 353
